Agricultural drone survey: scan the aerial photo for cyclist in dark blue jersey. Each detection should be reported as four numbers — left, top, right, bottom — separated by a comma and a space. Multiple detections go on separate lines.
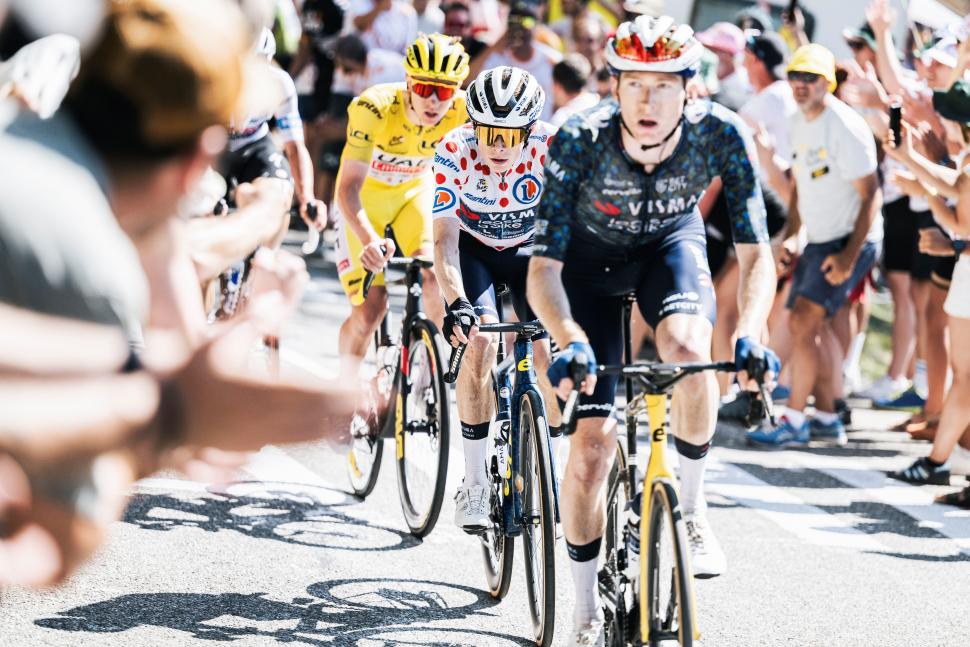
526, 15, 780, 645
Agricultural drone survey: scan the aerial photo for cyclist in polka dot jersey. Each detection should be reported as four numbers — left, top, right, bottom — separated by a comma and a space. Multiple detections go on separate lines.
431, 66, 564, 532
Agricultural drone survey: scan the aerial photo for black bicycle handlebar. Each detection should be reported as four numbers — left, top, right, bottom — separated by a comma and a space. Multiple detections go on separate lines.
444, 320, 546, 384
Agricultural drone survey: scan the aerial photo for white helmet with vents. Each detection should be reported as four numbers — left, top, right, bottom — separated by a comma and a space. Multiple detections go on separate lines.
466, 66, 545, 128
605, 15, 703, 76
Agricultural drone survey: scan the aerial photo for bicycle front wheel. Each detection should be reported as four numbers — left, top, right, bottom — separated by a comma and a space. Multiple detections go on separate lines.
346, 338, 394, 498
519, 392, 556, 647
395, 317, 451, 537
643, 480, 694, 647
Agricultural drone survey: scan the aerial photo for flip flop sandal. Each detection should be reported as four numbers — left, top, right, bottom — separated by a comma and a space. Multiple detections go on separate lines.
935, 486, 970, 509
907, 418, 940, 441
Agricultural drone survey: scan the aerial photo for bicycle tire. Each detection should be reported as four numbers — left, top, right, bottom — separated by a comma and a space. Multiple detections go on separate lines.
519, 392, 556, 647
603, 442, 632, 647
643, 479, 694, 647
396, 317, 451, 537
481, 389, 513, 600
346, 337, 393, 498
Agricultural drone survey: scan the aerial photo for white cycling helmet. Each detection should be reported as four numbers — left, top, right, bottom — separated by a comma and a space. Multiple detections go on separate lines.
466, 66, 545, 128
605, 15, 703, 77
254, 26, 276, 60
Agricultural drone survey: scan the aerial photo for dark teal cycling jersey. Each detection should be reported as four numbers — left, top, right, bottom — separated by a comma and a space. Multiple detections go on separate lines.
533, 99, 769, 262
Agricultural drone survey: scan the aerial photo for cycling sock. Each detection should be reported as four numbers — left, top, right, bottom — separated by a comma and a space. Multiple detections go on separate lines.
675, 438, 710, 517
566, 537, 602, 626
783, 408, 806, 428
843, 332, 866, 377
549, 425, 564, 477
812, 410, 838, 425
461, 421, 490, 487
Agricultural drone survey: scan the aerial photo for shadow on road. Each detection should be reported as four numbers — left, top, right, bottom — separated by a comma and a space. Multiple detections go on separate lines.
123, 481, 420, 553
35, 578, 531, 646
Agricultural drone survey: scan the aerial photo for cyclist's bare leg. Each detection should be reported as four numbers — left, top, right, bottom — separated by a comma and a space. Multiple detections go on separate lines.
532, 340, 562, 428
562, 415, 617, 625
338, 286, 388, 373
655, 313, 716, 516
456, 313, 499, 487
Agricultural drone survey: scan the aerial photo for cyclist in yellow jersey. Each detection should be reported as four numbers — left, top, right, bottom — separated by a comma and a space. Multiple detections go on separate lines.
334, 33, 470, 362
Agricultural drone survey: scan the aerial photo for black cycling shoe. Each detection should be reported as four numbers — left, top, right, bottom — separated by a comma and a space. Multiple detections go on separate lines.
888, 457, 951, 485
718, 392, 753, 423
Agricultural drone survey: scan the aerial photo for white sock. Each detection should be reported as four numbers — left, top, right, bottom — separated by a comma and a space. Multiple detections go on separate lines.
812, 410, 838, 424
784, 407, 806, 428
462, 437, 489, 487
843, 332, 866, 377
914, 359, 928, 397
678, 454, 708, 517
569, 557, 601, 626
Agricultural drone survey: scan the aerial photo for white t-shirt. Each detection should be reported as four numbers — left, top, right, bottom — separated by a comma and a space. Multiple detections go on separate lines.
344, 0, 417, 55
481, 45, 562, 122
432, 121, 556, 249
330, 48, 405, 96
550, 91, 600, 129
739, 80, 797, 164
789, 96, 881, 244
416, 2, 444, 35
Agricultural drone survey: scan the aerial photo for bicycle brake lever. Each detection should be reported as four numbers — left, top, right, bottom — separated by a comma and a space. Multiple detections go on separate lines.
444, 342, 466, 384
360, 244, 388, 301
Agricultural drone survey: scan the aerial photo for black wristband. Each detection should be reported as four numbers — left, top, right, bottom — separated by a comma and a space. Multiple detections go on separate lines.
449, 297, 474, 312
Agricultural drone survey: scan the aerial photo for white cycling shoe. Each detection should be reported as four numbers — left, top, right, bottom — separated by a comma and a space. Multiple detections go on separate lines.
565, 616, 605, 647
685, 512, 726, 579
453, 483, 489, 533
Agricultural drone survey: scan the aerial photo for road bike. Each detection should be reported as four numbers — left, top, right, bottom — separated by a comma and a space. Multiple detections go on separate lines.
562, 295, 770, 646
446, 314, 558, 647
345, 249, 450, 538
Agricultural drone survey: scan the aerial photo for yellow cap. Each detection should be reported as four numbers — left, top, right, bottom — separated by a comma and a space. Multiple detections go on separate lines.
787, 44, 837, 93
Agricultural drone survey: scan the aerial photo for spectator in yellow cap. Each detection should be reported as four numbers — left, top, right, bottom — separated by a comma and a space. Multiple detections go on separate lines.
787, 43, 837, 93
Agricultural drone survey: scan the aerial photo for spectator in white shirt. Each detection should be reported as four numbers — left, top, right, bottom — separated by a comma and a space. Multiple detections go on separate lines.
413, 0, 444, 36
740, 31, 796, 165
345, 0, 417, 55
549, 53, 599, 128
470, 2, 561, 122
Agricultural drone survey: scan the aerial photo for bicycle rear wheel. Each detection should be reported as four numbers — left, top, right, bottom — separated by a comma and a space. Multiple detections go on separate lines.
643, 480, 694, 647
519, 392, 556, 647
396, 317, 451, 537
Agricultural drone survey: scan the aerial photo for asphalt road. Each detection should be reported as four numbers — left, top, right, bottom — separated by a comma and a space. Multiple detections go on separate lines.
2, 238, 969, 647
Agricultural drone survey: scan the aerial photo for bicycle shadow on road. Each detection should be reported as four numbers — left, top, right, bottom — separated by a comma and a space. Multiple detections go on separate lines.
34, 577, 531, 646
123, 481, 420, 553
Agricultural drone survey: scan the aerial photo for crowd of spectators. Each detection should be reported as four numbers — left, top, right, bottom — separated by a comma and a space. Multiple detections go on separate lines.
2, 0, 970, 589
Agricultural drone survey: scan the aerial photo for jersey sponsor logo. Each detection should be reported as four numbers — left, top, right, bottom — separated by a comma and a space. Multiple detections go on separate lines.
337, 259, 351, 273
656, 175, 687, 193
433, 187, 457, 212
387, 135, 405, 148
512, 175, 542, 205
602, 187, 641, 197
594, 200, 621, 217
463, 192, 497, 206
476, 178, 487, 192
357, 99, 382, 118
434, 153, 460, 172
458, 202, 536, 237
420, 137, 443, 150
350, 129, 372, 142
371, 152, 428, 175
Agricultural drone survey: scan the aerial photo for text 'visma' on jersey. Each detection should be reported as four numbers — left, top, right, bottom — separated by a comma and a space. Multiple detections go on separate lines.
532, 99, 769, 263
432, 121, 556, 250
341, 83, 468, 189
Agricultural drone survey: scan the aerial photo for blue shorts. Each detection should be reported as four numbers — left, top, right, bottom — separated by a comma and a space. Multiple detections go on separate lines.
561, 213, 716, 419
459, 233, 546, 337
787, 237, 879, 317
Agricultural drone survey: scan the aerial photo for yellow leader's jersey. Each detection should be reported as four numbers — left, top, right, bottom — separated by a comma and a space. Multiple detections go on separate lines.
341, 82, 468, 191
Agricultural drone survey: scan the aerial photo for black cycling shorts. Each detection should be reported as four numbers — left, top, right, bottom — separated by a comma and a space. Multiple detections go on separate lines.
883, 197, 935, 277
705, 178, 785, 276
219, 135, 292, 189
561, 213, 716, 419
459, 233, 546, 337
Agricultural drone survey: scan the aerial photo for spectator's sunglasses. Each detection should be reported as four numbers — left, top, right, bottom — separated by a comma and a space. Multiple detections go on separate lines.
473, 123, 531, 148
508, 15, 537, 29
411, 81, 458, 101
787, 70, 821, 84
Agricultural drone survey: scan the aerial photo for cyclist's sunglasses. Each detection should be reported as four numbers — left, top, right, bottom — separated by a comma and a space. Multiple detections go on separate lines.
787, 70, 822, 84
411, 82, 457, 101
473, 123, 530, 148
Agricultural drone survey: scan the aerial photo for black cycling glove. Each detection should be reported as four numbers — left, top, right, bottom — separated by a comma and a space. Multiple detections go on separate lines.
443, 297, 479, 345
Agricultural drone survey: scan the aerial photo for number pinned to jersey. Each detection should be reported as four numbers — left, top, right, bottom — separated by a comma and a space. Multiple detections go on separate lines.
512, 175, 542, 205
433, 187, 456, 212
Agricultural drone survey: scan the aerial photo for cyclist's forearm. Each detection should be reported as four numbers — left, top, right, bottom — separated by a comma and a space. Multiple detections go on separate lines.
734, 243, 776, 340
285, 140, 316, 206
336, 176, 379, 245
527, 258, 587, 349
433, 223, 465, 305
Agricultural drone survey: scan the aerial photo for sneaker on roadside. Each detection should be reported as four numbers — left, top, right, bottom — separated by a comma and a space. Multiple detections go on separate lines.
948, 446, 970, 476
565, 616, 605, 647
685, 512, 726, 578
454, 484, 489, 533
854, 376, 909, 403
771, 384, 791, 402
747, 416, 809, 449
809, 417, 848, 446
887, 457, 951, 485
876, 387, 926, 410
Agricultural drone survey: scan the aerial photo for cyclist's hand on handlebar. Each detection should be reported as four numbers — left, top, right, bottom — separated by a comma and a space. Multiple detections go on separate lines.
443, 298, 479, 347
360, 237, 395, 273
548, 341, 597, 399
734, 336, 780, 391
300, 199, 327, 231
